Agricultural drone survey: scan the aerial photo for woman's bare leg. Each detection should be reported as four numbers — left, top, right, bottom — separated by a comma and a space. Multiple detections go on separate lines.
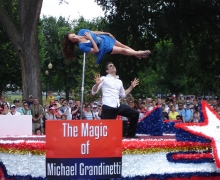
111, 46, 150, 58
113, 40, 150, 58
114, 40, 134, 50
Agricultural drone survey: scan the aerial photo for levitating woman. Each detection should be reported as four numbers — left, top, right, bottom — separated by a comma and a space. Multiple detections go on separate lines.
62, 29, 151, 64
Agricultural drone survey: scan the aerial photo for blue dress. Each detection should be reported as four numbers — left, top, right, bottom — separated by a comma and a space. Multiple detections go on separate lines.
77, 29, 116, 64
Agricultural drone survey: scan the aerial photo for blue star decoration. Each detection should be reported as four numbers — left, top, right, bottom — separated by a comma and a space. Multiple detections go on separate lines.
175, 100, 220, 168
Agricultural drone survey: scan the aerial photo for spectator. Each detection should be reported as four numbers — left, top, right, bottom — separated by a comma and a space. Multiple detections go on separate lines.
29, 98, 44, 135
173, 100, 178, 110
165, 101, 171, 113
61, 114, 66, 120
46, 91, 55, 105
57, 93, 61, 102
45, 105, 57, 120
165, 94, 173, 103
129, 100, 138, 109
83, 104, 94, 120
191, 110, 200, 123
72, 100, 82, 120
139, 102, 148, 115
176, 102, 185, 121
182, 102, 193, 123
216, 105, 220, 115
176, 115, 183, 122
0, 107, 3, 115
96, 95, 102, 105
92, 104, 100, 119
121, 98, 128, 105
10, 105, 21, 115
168, 105, 179, 120
60, 100, 71, 120
13, 99, 22, 112
150, 100, 157, 111
35, 128, 41, 135
20, 102, 32, 115
156, 98, 162, 106
54, 103, 62, 120
97, 104, 102, 118
60, 97, 65, 104
2, 103, 11, 115
49, 99, 55, 106
161, 104, 169, 120
27, 95, 34, 107
0, 96, 10, 107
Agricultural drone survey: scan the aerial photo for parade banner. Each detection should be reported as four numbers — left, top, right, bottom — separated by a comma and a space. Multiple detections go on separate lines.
46, 120, 122, 179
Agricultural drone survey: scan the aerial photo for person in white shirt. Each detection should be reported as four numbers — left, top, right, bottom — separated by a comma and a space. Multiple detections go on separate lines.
92, 62, 140, 138
10, 105, 21, 115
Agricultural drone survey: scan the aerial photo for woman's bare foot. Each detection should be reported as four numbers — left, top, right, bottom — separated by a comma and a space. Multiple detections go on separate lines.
136, 50, 151, 59
141, 50, 151, 58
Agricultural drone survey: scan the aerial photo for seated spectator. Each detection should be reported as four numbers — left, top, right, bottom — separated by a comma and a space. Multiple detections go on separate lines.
2, 103, 11, 115
13, 99, 22, 112
168, 105, 179, 120
20, 102, 31, 115
10, 105, 21, 115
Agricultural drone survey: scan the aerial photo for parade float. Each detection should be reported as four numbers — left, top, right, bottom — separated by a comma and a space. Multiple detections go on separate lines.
0, 101, 220, 179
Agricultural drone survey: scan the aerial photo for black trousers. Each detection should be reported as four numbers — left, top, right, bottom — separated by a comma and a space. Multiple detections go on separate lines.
101, 104, 139, 137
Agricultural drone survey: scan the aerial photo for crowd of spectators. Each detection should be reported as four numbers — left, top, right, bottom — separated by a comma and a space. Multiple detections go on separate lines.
0, 92, 219, 135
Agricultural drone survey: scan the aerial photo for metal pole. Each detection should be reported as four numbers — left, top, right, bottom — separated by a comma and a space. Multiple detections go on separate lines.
46, 76, 48, 100
80, 53, 86, 120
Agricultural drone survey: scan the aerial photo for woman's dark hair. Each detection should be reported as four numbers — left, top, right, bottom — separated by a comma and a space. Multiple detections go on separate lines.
62, 33, 76, 62
61, 114, 66, 119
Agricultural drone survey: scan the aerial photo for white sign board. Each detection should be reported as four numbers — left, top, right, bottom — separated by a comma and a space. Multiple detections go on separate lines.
0, 115, 32, 136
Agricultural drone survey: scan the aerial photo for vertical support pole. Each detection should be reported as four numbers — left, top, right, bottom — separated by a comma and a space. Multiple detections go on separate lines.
80, 53, 86, 120
46, 76, 48, 100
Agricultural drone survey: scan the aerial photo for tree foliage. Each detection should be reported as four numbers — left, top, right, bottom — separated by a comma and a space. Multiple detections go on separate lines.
0, 0, 43, 102
96, 0, 220, 96
39, 16, 105, 102
0, 0, 21, 95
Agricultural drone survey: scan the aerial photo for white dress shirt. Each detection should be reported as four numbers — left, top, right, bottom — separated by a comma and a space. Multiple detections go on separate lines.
92, 74, 126, 108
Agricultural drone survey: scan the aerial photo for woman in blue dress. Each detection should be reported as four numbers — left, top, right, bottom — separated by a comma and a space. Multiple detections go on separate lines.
62, 29, 151, 64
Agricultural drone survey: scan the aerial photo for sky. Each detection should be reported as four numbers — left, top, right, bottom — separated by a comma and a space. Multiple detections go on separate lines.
40, 0, 105, 20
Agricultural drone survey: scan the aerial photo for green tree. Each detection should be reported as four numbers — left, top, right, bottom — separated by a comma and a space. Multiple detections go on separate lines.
0, 0, 43, 102
96, 0, 220, 96
39, 16, 104, 102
